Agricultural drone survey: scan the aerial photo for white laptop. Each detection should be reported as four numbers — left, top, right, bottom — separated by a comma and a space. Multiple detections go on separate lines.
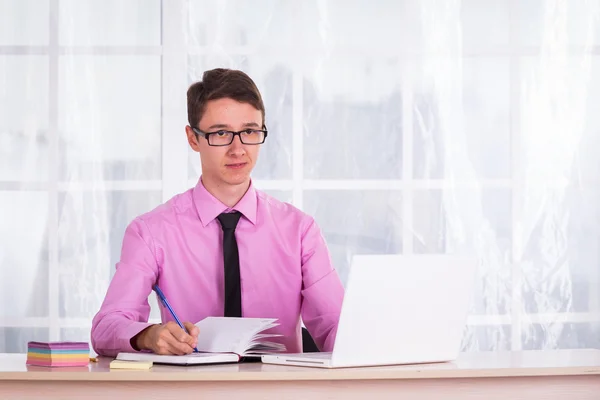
261, 254, 477, 368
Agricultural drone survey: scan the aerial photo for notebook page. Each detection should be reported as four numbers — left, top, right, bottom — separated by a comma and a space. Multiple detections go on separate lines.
194, 317, 278, 354
244, 341, 286, 354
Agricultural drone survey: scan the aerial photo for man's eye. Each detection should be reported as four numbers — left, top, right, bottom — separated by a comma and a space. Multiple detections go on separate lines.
216, 131, 229, 137
241, 129, 255, 135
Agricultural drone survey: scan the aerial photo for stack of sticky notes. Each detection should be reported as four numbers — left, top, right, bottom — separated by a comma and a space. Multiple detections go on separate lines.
26, 341, 90, 367
110, 359, 153, 370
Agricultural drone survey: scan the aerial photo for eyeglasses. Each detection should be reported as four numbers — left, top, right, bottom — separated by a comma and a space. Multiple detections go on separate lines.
191, 125, 268, 146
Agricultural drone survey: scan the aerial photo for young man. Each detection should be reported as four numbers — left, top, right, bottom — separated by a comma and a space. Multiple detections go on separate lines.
91, 68, 344, 357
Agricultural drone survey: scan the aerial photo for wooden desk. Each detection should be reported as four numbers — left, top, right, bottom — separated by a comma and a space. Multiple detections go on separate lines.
1, 349, 599, 399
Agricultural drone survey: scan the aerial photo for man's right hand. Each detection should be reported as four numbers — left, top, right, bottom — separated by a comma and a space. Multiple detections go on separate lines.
132, 321, 199, 355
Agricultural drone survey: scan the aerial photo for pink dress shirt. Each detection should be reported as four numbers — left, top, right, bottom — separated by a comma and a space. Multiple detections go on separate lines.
91, 178, 344, 357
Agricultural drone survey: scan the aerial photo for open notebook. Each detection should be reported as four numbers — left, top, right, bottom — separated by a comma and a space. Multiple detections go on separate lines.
116, 317, 286, 365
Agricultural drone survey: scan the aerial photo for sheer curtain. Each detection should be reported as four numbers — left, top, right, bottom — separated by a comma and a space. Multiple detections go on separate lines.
1, 0, 599, 353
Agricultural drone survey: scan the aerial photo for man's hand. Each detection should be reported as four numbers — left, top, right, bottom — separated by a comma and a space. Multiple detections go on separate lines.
133, 321, 199, 355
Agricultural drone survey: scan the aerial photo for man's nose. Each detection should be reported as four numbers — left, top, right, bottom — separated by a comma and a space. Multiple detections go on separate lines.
227, 135, 246, 155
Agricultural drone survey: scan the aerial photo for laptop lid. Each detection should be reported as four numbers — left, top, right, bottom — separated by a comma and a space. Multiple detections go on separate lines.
330, 254, 477, 367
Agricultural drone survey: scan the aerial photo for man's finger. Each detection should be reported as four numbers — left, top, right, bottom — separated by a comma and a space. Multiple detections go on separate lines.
165, 337, 194, 355
177, 322, 198, 346
160, 328, 193, 355
163, 342, 184, 355
154, 337, 175, 355
184, 322, 200, 338
163, 324, 198, 350
155, 326, 189, 353
165, 323, 189, 340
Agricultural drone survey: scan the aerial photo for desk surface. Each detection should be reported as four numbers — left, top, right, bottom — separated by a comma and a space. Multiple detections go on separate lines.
1, 349, 600, 382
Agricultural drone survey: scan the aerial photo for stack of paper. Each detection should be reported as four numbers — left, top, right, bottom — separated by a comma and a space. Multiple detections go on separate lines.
110, 359, 153, 370
26, 342, 90, 367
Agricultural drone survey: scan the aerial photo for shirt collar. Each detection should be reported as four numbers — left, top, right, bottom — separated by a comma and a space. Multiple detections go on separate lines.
192, 177, 257, 227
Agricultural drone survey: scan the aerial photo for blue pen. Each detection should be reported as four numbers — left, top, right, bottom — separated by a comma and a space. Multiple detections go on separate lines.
153, 284, 199, 353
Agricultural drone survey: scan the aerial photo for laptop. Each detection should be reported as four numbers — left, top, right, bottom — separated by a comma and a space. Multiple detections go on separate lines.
261, 254, 477, 368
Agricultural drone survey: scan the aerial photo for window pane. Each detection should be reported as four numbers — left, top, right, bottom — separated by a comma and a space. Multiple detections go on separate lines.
413, 58, 510, 179
187, 55, 292, 180
58, 56, 161, 181
460, 0, 509, 51
297, 1, 422, 53
304, 190, 403, 285
303, 57, 404, 179
568, 186, 600, 313
461, 324, 511, 352
188, 0, 294, 47
413, 188, 511, 254
520, 187, 600, 314
0, 191, 48, 318
0, 328, 49, 353
516, 1, 600, 47
0, 56, 49, 182
518, 57, 600, 185
0, 0, 49, 45
59, 0, 161, 46
60, 328, 91, 345
522, 322, 600, 350
58, 190, 161, 318
260, 190, 292, 204
518, 57, 600, 315
413, 188, 512, 315
577, 58, 600, 185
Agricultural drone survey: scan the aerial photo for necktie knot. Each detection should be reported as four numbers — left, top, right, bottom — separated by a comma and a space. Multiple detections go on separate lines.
217, 211, 242, 230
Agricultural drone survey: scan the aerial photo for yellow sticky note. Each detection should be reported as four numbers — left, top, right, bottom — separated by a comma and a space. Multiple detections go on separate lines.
109, 359, 153, 370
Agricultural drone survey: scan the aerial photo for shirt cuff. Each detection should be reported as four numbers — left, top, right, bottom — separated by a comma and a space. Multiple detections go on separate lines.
120, 321, 155, 353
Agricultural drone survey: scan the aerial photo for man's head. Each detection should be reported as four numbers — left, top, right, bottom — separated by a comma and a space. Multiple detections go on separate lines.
185, 68, 266, 189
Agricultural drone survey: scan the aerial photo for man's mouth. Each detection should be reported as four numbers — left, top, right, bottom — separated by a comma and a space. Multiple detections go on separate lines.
225, 162, 247, 169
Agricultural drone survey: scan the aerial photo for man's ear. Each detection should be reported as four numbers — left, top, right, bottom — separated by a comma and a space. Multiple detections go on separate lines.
185, 125, 201, 152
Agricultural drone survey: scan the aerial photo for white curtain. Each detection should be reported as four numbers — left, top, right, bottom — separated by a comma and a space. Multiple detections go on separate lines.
1, 0, 599, 353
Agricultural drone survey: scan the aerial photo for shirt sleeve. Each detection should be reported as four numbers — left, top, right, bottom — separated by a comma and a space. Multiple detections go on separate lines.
90, 218, 158, 357
299, 217, 344, 352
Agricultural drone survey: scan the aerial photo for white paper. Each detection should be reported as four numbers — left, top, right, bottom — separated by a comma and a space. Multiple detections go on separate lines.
194, 317, 280, 355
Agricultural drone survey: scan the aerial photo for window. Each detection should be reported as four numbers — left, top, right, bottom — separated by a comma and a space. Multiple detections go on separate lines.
1, 0, 599, 353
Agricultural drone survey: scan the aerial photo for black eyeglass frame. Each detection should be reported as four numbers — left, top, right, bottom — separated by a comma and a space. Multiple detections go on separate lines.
191, 125, 268, 146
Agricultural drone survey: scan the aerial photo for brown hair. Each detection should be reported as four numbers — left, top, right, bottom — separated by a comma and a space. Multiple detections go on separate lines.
187, 68, 265, 128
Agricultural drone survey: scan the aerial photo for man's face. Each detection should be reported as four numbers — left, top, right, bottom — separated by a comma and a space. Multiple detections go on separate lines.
186, 97, 263, 187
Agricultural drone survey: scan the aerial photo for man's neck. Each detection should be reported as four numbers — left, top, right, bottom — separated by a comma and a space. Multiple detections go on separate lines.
201, 176, 250, 208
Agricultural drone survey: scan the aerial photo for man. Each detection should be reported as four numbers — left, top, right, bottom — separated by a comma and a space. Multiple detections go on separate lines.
91, 68, 344, 357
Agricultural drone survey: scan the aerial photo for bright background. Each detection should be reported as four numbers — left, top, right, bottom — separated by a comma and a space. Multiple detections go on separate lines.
1, 0, 599, 353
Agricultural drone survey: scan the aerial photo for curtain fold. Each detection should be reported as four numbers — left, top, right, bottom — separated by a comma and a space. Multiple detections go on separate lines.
1, 0, 598, 353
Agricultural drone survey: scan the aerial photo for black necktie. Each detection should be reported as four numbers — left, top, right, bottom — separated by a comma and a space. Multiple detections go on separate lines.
217, 211, 242, 317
